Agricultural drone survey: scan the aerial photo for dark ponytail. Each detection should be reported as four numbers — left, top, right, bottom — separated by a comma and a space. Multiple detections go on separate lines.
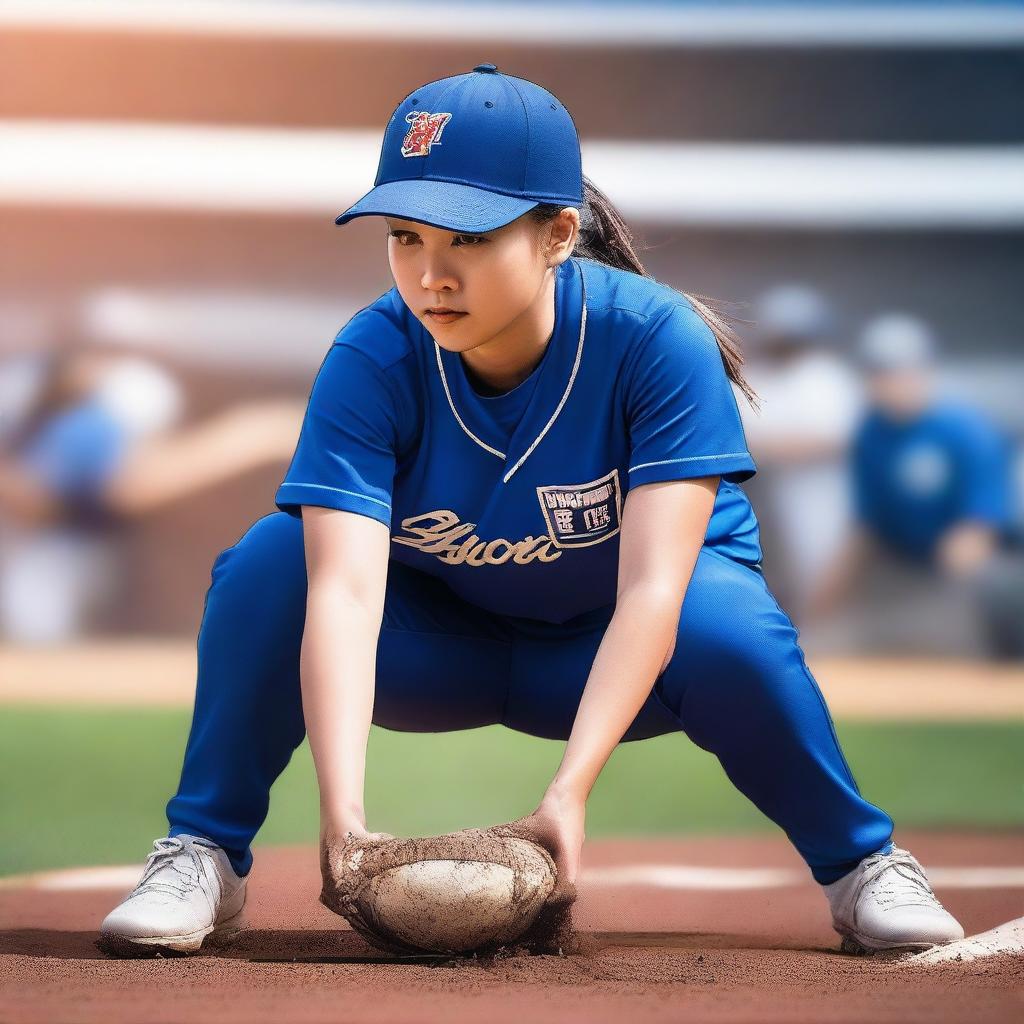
531, 175, 757, 407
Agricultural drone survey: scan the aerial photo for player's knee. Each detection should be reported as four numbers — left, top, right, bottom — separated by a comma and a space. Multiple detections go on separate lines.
659, 606, 802, 741
204, 512, 308, 630
198, 513, 308, 673
213, 512, 305, 584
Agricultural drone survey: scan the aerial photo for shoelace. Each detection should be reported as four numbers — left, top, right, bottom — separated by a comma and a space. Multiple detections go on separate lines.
132, 837, 205, 902
856, 847, 942, 911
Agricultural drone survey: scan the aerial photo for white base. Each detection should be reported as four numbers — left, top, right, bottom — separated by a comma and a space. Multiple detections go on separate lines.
907, 916, 1024, 965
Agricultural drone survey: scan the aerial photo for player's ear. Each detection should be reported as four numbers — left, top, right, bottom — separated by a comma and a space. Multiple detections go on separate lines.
544, 208, 579, 267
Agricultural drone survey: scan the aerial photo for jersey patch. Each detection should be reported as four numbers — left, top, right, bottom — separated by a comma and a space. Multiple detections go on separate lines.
536, 468, 623, 549
401, 112, 452, 157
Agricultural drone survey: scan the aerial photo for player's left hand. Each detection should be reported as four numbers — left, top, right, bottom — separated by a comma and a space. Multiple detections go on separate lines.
489, 786, 584, 905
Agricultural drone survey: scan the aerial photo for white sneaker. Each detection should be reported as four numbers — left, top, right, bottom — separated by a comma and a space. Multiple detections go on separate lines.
97, 834, 248, 956
823, 844, 965, 954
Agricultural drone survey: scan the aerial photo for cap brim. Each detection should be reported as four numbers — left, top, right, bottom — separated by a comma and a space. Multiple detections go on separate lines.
335, 179, 541, 232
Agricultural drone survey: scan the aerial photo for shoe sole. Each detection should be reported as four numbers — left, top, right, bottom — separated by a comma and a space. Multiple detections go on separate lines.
835, 927, 954, 956
96, 906, 247, 958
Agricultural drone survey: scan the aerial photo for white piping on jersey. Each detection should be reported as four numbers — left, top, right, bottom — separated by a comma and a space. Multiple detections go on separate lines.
432, 275, 589, 485
502, 298, 587, 484
280, 481, 391, 510
629, 452, 750, 473
433, 343, 507, 461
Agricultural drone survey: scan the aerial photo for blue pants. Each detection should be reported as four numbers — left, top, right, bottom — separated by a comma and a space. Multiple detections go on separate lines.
166, 512, 893, 884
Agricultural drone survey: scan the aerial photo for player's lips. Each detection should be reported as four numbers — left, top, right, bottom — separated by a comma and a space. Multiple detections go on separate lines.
424, 307, 467, 324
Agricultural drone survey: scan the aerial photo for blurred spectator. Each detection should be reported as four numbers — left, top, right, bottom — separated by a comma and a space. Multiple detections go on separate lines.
738, 283, 862, 620
0, 344, 304, 646
806, 313, 1024, 661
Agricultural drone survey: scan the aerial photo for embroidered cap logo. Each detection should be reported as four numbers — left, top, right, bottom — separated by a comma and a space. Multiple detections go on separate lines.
401, 111, 453, 158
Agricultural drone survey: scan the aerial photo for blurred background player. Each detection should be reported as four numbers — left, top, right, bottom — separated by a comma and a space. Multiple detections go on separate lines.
807, 313, 1024, 660
0, 347, 183, 644
737, 283, 862, 621
0, 336, 304, 645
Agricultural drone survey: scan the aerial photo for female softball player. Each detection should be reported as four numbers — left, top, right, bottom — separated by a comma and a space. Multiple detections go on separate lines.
99, 65, 963, 958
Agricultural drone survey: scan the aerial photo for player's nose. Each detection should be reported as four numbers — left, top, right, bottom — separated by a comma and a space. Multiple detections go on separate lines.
419, 257, 459, 295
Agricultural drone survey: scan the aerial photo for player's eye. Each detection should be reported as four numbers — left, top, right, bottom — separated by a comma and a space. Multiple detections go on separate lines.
387, 230, 486, 247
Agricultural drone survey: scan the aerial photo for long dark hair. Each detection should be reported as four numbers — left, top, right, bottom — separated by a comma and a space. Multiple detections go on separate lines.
530, 175, 757, 406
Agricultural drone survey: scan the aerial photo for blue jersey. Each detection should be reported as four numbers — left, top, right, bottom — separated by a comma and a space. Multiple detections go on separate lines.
18, 397, 128, 526
852, 399, 1013, 563
277, 256, 760, 623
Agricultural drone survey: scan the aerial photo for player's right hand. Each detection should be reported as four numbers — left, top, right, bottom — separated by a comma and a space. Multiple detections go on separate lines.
318, 823, 396, 908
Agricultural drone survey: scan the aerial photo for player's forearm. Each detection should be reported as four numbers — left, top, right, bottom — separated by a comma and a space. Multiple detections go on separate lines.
103, 401, 304, 516
300, 583, 381, 832
547, 585, 682, 803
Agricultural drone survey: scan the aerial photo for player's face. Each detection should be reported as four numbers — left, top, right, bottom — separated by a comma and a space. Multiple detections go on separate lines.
868, 366, 932, 418
384, 212, 574, 355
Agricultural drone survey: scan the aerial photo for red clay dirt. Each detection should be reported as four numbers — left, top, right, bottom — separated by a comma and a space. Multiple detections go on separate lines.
2, 832, 1022, 1024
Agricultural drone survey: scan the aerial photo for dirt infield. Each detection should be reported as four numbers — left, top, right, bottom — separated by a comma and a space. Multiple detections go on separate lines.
2, 832, 1022, 1024
2, 641, 1023, 719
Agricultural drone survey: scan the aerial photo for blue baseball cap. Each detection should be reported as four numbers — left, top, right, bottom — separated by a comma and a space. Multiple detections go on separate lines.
335, 63, 583, 233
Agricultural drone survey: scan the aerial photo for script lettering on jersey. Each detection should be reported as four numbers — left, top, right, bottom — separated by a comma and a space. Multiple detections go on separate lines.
392, 509, 563, 566
401, 111, 453, 158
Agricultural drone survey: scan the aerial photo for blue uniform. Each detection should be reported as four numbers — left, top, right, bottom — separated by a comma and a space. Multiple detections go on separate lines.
853, 400, 1013, 563
276, 257, 761, 623
166, 257, 893, 883
18, 397, 128, 528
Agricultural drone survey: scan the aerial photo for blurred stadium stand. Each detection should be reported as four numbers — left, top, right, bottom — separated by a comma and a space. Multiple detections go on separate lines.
0, 0, 1021, 634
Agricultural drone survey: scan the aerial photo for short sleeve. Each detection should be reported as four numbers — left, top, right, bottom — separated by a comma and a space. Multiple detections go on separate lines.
625, 302, 757, 487
275, 342, 398, 529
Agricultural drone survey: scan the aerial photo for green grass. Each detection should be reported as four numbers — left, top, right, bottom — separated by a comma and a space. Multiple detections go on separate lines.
1, 707, 1022, 876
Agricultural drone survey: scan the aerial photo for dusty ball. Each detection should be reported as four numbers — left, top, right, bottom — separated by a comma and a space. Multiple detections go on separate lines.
322, 829, 557, 955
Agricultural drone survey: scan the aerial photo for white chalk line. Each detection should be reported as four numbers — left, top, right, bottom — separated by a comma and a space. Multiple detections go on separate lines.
586, 864, 1024, 891
0, 865, 144, 891
4, 862, 1024, 893
588, 866, 803, 890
